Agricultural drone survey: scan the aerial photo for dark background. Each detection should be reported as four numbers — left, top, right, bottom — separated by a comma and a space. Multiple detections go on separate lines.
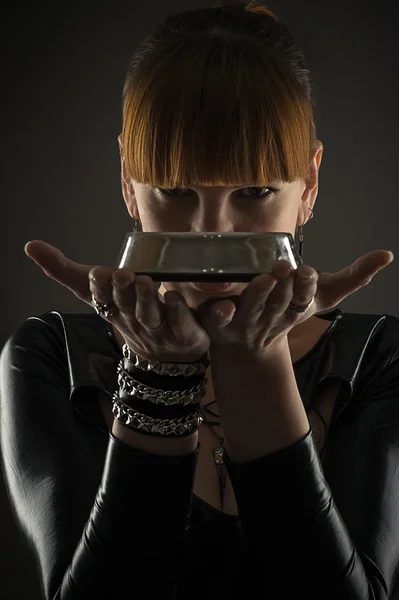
1, 1, 398, 598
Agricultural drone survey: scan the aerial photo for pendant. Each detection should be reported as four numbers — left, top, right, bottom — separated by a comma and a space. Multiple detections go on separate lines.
213, 445, 226, 510
213, 446, 224, 465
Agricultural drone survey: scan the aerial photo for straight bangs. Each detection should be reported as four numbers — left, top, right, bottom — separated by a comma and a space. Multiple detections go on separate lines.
122, 32, 316, 188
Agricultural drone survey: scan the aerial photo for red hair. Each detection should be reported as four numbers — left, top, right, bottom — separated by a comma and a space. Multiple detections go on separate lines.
121, 1, 317, 187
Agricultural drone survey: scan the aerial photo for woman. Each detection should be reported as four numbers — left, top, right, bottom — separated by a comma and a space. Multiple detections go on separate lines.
1, 1, 397, 598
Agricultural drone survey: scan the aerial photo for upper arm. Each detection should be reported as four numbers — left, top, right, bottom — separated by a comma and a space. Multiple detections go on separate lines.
325, 342, 399, 596
222, 319, 399, 598
0, 318, 106, 599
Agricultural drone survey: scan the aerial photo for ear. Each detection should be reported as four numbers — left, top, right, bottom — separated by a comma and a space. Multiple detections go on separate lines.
118, 134, 138, 219
298, 140, 323, 226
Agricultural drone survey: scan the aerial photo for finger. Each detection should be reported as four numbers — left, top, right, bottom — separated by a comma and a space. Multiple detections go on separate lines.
164, 292, 210, 341
237, 273, 278, 320
234, 260, 291, 322
196, 298, 237, 332
25, 240, 94, 303
112, 268, 137, 312
265, 265, 295, 314
89, 267, 116, 316
235, 264, 286, 325
134, 275, 165, 330
348, 250, 394, 284
291, 267, 319, 309
206, 304, 236, 329
319, 249, 394, 308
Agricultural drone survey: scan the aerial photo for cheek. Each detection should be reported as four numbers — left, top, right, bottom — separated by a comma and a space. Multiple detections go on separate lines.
140, 200, 178, 230
137, 202, 162, 230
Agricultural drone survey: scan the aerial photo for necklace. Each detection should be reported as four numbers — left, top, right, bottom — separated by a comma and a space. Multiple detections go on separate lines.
201, 400, 227, 510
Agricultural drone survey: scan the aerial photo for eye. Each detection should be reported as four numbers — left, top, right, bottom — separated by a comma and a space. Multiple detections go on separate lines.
156, 187, 189, 197
240, 187, 276, 199
155, 186, 277, 198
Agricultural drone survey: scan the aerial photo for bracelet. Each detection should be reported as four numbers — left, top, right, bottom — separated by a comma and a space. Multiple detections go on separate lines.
112, 395, 203, 437
122, 344, 210, 377
122, 356, 206, 390
117, 363, 207, 406
117, 391, 200, 420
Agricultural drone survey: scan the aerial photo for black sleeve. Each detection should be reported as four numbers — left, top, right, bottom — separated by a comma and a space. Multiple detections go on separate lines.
223, 347, 399, 599
0, 318, 199, 600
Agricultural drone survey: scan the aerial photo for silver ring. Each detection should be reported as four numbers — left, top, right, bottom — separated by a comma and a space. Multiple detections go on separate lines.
92, 295, 114, 318
287, 296, 315, 313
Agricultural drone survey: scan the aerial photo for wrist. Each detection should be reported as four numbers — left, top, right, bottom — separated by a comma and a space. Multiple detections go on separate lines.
122, 357, 207, 390
112, 351, 207, 440
210, 336, 289, 366
112, 419, 199, 456
122, 343, 210, 376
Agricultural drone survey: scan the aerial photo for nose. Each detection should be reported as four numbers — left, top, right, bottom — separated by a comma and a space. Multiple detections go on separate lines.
190, 202, 235, 233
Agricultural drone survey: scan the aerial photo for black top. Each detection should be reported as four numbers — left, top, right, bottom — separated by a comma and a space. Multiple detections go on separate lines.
1, 307, 399, 599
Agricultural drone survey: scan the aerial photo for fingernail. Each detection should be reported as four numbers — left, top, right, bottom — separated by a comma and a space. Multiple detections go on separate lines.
387, 251, 395, 263
213, 307, 233, 320
90, 273, 108, 284
297, 272, 314, 282
113, 277, 130, 288
170, 300, 182, 308
136, 280, 150, 295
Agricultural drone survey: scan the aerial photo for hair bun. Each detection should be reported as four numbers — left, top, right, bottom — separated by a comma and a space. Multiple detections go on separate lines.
216, 0, 280, 21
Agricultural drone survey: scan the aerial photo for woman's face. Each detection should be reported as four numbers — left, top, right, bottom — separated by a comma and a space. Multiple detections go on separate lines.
120, 148, 322, 309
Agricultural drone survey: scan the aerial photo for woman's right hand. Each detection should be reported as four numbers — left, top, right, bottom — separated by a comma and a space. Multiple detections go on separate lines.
25, 240, 211, 363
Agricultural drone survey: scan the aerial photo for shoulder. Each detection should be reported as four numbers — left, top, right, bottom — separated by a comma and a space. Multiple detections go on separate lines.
336, 310, 399, 399
0, 310, 113, 417
0, 310, 107, 370
338, 309, 399, 354
315, 307, 399, 364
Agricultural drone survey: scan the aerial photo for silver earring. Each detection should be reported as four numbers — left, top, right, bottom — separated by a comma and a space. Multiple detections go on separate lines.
297, 207, 314, 265
132, 218, 142, 233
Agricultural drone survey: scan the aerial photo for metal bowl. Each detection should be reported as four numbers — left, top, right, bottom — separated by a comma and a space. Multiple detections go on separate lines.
115, 232, 300, 282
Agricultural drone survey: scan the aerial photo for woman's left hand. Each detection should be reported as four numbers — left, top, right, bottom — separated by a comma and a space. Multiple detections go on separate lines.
196, 249, 394, 355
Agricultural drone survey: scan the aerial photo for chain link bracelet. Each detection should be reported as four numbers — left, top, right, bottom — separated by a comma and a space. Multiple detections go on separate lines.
112, 394, 203, 437
117, 363, 207, 406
